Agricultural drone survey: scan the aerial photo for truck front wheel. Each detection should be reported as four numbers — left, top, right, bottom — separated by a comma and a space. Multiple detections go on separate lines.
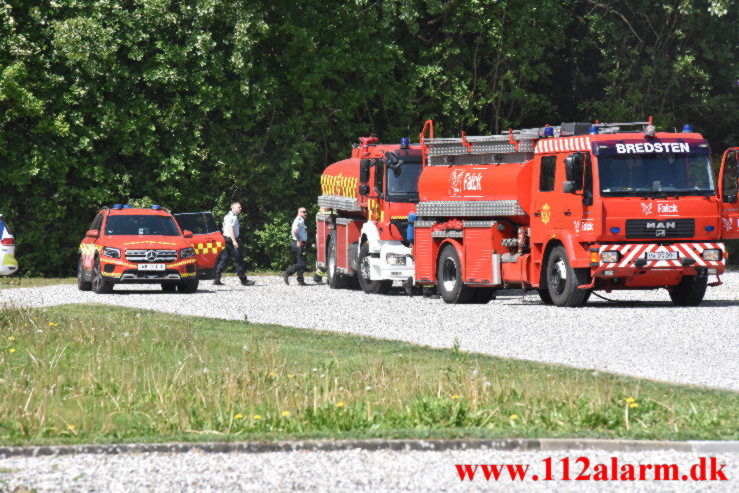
326, 232, 347, 289
436, 245, 475, 304
177, 278, 199, 293
546, 246, 590, 307
669, 275, 707, 306
358, 243, 392, 295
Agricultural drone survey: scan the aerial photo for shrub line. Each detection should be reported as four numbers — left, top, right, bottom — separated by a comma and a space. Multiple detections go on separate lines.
2, 438, 738, 458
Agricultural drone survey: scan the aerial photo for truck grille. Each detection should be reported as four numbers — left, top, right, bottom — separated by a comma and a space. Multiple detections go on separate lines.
125, 249, 177, 263
625, 219, 694, 239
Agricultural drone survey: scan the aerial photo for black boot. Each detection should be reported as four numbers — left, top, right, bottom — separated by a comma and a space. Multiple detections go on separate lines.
213, 274, 224, 286
240, 276, 255, 286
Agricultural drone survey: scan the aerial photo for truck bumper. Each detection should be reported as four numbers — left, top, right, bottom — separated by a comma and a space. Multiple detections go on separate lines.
368, 243, 415, 281
588, 242, 725, 288
99, 257, 198, 283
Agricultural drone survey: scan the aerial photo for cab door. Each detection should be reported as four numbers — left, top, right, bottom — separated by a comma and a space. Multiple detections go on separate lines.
173, 212, 225, 279
718, 148, 739, 239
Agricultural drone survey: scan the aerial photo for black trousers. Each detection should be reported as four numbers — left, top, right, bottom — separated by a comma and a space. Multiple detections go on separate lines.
285, 241, 307, 281
215, 238, 245, 278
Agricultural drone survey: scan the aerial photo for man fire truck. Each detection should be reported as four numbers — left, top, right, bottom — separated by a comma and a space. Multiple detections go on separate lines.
317, 121, 738, 306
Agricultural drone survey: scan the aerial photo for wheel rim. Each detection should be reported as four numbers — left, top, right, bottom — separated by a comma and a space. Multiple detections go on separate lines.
441, 257, 457, 292
550, 257, 567, 295
92, 260, 102, 290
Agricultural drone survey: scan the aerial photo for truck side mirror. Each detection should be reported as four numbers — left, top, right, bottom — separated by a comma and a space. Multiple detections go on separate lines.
86, 229, 99, 237
359, 159, 371, 184
562, 181, 575, 193
386, 152, 398, 168
564, 155, 575, 181
724, 194, 738, 204
183, 230, 193, 238
359, 184, 370, 196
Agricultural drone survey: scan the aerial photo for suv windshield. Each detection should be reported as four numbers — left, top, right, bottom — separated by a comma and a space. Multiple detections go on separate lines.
598, 152, 714, 196
386, 159, 423, 202
105, 215, 181, 236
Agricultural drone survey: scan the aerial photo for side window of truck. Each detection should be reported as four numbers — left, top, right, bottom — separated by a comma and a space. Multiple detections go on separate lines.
374, 162, 384, 196
90, 214, 103, 231
539, 156, 556, 192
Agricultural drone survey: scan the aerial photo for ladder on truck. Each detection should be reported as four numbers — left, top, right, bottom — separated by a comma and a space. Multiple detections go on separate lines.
418, 119, 653, 167
419, 119, 540, 167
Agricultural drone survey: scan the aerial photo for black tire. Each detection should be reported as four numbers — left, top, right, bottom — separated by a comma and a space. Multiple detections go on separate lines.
77, 257, 92, 291
358, 243, 392, 295
669, 275, 707, 306
326, 232, 347, 289
91, 257, 113, 294
470, 287, 496, 304
537, 289, 553, 305
177, 278, 199, 293
545, 245, 590, 307
161, 283, 177, 292
436, 245, 476, 304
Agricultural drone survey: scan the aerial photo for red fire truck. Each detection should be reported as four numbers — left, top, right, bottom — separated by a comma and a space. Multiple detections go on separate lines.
317, 121, 738, 306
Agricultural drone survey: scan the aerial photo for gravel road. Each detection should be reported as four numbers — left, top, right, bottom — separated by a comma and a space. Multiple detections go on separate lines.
2, 446, 738, 492
2, 272, 738, 391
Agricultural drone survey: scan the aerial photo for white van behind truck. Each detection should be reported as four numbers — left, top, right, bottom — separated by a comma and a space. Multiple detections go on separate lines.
0, 214, 18, 276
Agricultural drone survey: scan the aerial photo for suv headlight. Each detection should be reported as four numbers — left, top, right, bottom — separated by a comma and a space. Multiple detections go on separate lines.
386, 253, 407, 265
180, 247, 196, 259
102, 247, 121, 258
701, 249, 721, 261
601, 250, 621, 263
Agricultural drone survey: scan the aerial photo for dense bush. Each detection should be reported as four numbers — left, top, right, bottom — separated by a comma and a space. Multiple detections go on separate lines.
1, 1, 736, 275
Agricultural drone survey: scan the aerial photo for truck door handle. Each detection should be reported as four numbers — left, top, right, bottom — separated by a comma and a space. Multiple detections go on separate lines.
534, 212, 541, 217
564, 210, 572, 216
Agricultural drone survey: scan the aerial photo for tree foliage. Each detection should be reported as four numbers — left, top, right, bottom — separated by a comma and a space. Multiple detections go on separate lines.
0, 0, 736, 275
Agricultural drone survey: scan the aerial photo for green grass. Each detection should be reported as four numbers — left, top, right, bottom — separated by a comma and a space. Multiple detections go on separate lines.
0, 305, 736, 446
0, 277, 76, 289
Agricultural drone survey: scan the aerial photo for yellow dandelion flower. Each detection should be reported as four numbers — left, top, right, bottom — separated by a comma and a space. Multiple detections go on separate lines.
287, 374, 294, 378
49, 322, 54, 326
510, 414, 519, 420
451, 395, 460, 400
625, 397, 635, 403
269, 372, 276, 377
336, 402, 345, 408
630, 403, 639, 408
7, 336, 14, 341
9, 348, 15, 353
67, 424, 75, 430
281, 411, 290, 417
234, 413, 244, 420
253, 414, 262, 420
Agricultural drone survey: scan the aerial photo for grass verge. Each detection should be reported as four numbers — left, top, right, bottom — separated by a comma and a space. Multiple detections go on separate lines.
0, 304, 736, 446
0, 278, 76, 289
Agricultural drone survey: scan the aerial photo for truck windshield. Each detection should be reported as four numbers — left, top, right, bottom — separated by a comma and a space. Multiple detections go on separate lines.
598, 153, 714, 196
386, 160, 423, 202
105, 215, 181, 236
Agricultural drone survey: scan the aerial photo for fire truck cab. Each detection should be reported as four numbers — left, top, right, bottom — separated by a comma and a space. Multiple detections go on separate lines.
316, 137, 422, 293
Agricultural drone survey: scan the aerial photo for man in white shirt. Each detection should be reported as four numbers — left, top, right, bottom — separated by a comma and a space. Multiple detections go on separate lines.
282, 207, 308, 285
214, 202, 255, 286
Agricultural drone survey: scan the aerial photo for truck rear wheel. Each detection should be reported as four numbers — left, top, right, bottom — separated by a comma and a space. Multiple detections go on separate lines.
326, 232, 347, 289
91, 257, 113, 294
436, 245, 476, 304
77, 257, 92, 291
358, 243, 392, 295
669, 275, 707, 306
546, 246, 590, 307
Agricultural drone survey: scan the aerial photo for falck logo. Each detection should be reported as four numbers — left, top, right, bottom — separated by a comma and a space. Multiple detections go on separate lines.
641, 202, 653, 215
574, 220, 593, 233
146, 250, 158, 261
449, 170, 482, 197
722, 218, 733, 231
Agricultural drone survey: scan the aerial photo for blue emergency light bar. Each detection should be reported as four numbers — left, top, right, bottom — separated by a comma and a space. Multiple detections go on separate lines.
152, 205, 161, 210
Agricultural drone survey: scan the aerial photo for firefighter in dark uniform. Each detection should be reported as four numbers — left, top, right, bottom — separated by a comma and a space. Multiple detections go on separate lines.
214, 202, 255, 286
282, 207, 308, 285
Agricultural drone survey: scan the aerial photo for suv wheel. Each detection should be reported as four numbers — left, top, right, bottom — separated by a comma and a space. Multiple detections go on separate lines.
77, 257, 92, 291
91, 257, 113, 294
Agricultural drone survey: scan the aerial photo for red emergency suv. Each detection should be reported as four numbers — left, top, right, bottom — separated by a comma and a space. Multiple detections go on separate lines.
78, 205, 208, 293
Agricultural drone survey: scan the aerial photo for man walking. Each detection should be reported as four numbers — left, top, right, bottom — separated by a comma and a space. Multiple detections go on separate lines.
214, 202, 255, 286
283, 207, 308, 286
